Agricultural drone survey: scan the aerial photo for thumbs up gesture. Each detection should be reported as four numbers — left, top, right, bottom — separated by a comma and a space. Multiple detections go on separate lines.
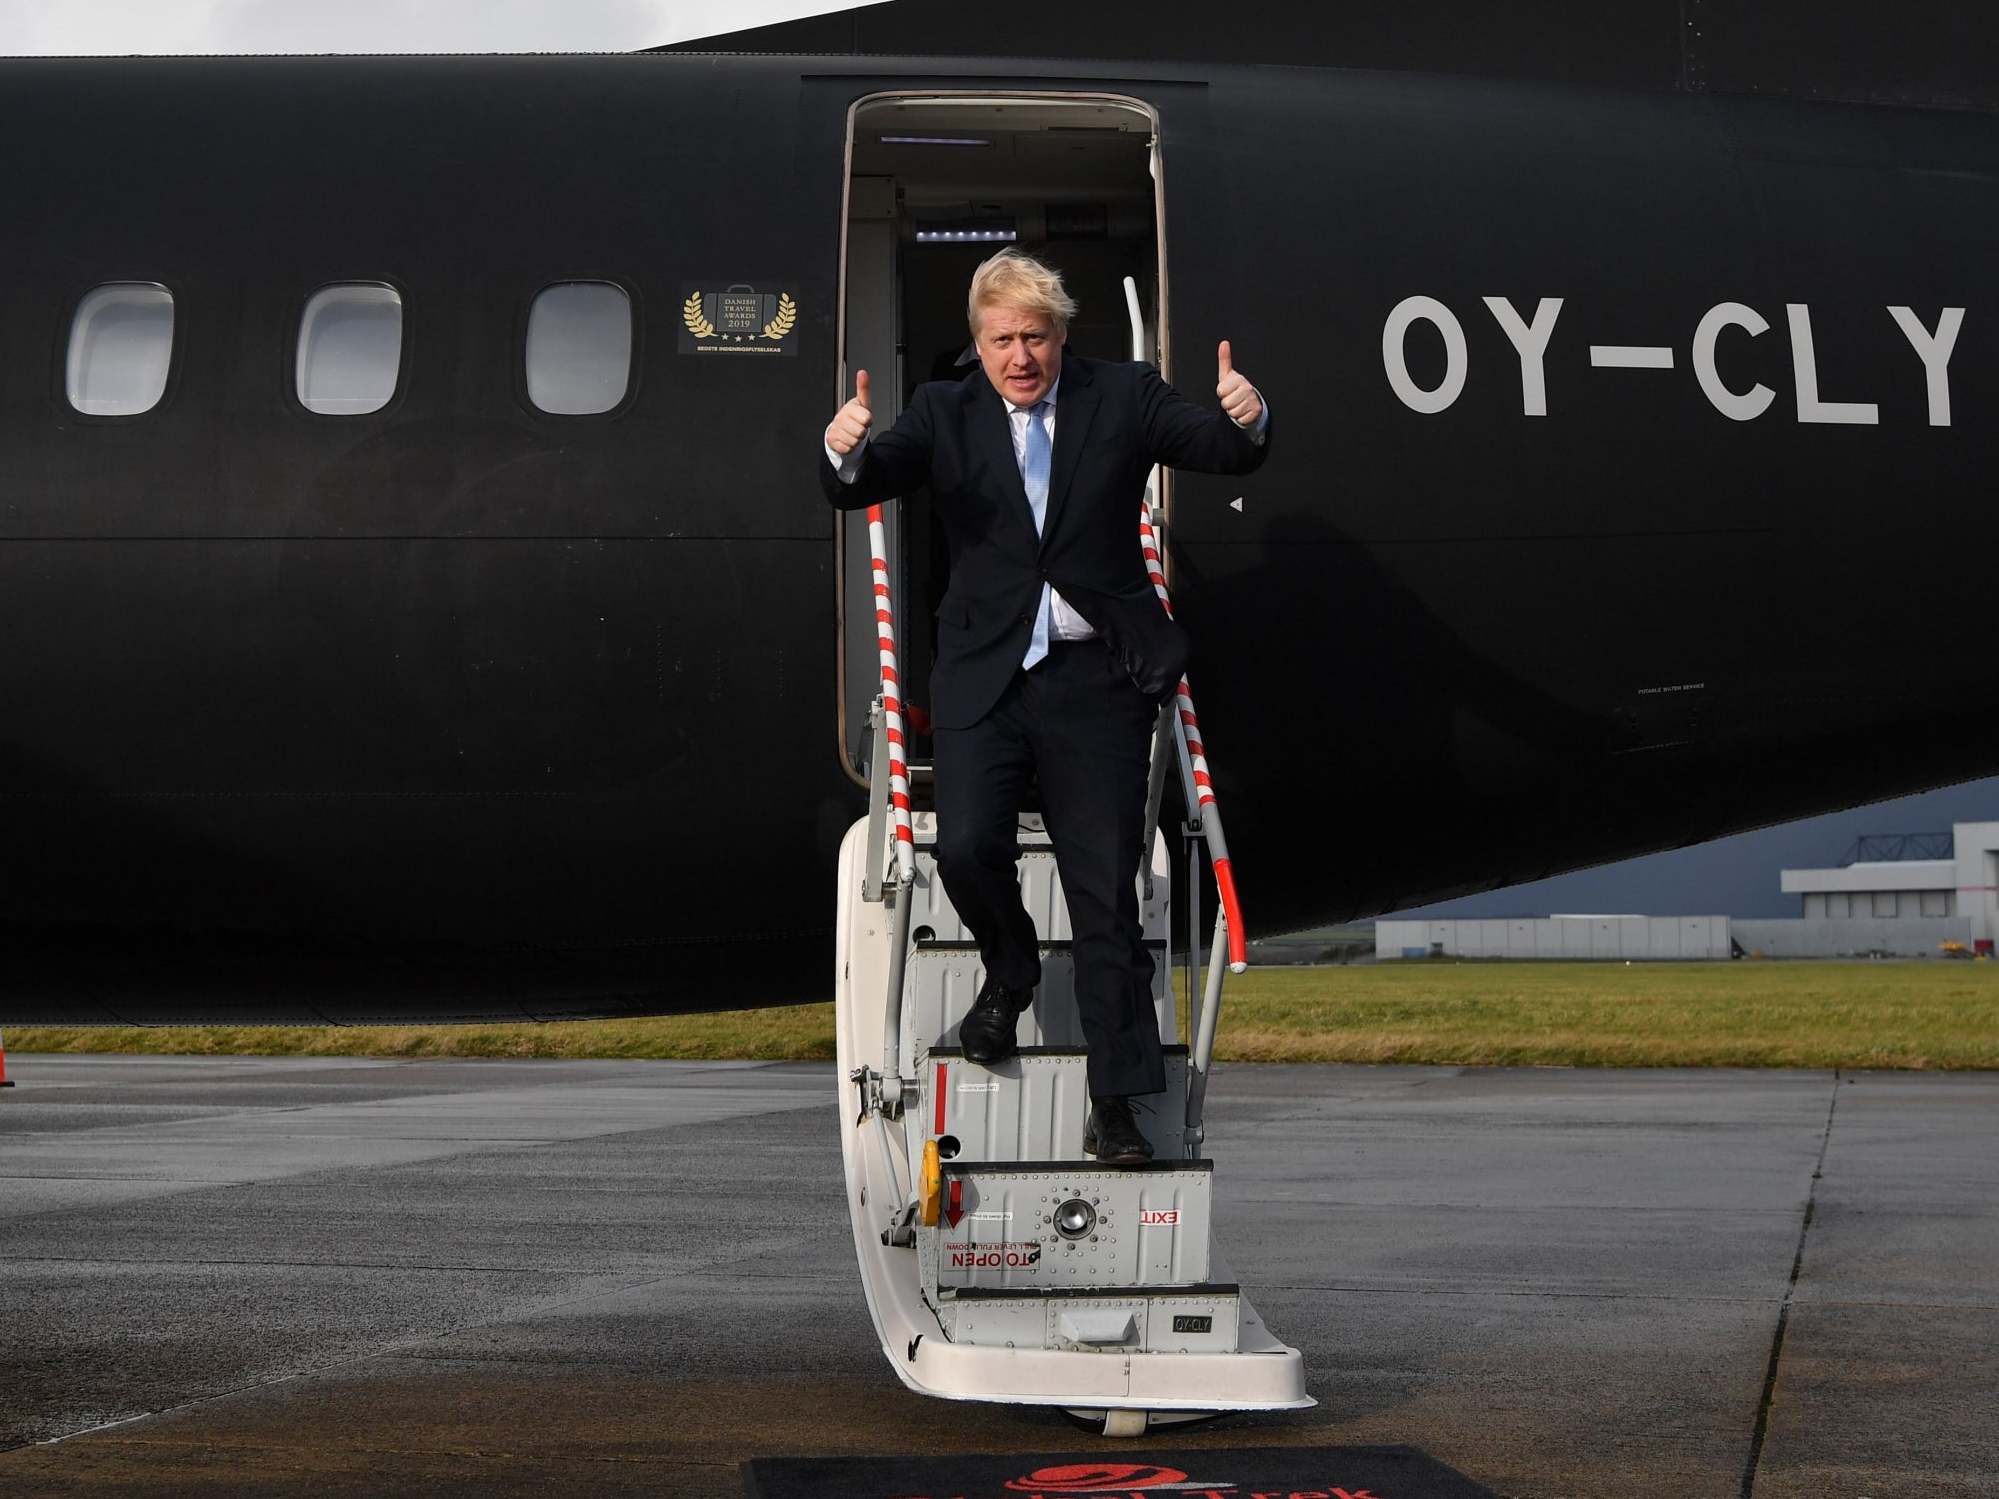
1215, 340, 1263, 428
827, 368, 874, 457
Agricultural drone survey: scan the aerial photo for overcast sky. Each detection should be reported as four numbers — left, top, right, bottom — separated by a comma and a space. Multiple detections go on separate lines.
0, 0, 863, 54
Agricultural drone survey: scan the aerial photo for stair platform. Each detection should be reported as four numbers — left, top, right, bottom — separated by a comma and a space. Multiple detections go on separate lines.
938, 1283, 1243, 1354
924, 1158, 1215, 1293
922, 1046, 1189, 1163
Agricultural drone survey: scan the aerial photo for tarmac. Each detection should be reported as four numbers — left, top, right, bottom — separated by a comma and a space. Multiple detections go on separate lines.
0, 1055, 1992, 1498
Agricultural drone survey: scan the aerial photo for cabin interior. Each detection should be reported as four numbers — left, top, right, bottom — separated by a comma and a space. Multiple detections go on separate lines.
839, 95, 1164, 779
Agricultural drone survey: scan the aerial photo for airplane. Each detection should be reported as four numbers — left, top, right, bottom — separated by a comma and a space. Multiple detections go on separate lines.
4, 0, 1992, 1430
3, 1, 1991, 1024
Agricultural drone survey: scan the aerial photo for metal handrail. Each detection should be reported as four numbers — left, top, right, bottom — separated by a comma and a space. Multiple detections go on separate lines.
1122, 274, 1246, 971
1137, 503, 1246, 1150
867, 505, 918, 1105
868, 505, 917, 886
1137, 506, 1248, 973
1183, 911, 1229, 1136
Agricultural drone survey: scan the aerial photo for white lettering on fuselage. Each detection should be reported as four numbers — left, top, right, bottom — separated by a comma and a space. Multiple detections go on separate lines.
1888, 305, 1965, 426
1693, 302, 1775, 420
1786, 304, 1878, 424
1589, 345, 1675, 368
1382, 299, 1965, 424
1482, 296, 1562, 417
1383, 295, 1469, 413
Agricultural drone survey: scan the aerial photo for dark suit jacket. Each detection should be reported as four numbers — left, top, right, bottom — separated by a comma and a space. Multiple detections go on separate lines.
820, 354, 1271, 730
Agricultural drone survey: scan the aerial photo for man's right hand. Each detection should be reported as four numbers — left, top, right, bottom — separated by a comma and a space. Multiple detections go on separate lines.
826, 369, 873, 456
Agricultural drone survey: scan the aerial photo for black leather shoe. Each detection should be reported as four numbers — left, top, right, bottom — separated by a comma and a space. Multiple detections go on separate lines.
1083, 1096, 1154, 1165
958, 976, 1033, 1065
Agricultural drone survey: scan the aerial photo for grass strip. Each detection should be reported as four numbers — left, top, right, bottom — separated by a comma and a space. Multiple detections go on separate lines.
8, 962, 1996, 1070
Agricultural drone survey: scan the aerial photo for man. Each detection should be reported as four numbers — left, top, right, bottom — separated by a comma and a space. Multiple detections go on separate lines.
822, 250, 1268, 1165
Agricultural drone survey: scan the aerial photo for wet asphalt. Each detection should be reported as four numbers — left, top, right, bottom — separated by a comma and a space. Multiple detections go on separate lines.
0, 1055, 1992, 1497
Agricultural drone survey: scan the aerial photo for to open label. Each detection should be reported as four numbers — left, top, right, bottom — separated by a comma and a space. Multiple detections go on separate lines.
947, 1241, 1042, 1270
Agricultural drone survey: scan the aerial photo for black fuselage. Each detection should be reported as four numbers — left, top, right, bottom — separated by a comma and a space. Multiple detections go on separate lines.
3, 49, 1995, 1022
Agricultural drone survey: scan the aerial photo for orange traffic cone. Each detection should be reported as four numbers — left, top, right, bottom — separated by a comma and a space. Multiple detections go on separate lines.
0, 1028, 14, 1087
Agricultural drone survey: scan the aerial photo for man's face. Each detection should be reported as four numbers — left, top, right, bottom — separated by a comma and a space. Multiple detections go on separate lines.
975, 302, 1063, 408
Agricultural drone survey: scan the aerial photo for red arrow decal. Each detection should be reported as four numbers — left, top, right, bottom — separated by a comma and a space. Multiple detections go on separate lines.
945, 1179, 964, 1228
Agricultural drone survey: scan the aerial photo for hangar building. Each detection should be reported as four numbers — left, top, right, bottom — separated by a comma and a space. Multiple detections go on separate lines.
1732, 822, 1999, 957
1373, 915, 1732, 961
1377, 821, 1999, 960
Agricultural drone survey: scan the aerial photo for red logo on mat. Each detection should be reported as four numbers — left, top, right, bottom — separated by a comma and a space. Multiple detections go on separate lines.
1004, 1464, 1190, 1492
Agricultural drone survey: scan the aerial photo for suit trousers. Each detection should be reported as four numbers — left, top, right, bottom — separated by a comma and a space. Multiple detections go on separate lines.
932, 639, 1166, 1100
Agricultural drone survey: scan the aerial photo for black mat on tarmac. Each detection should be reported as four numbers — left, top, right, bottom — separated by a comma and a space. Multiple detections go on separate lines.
744, 1445, 1498, 1498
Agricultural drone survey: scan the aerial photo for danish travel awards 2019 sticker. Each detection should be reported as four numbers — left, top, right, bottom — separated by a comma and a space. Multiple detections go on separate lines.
680, 282, 799, 355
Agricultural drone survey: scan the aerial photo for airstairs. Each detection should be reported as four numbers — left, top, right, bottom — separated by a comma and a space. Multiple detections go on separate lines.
835, 494, 1311, 1434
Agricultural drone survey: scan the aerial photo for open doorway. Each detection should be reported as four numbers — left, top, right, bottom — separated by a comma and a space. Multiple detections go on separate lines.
836, 93, 1166, 783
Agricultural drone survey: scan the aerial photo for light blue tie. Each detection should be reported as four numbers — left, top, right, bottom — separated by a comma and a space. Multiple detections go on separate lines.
1020, 400, 1053, 669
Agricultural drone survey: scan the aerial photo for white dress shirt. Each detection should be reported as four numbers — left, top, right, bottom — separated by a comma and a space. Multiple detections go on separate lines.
1001, 379, 1095, 639
825, 369, 1269, 646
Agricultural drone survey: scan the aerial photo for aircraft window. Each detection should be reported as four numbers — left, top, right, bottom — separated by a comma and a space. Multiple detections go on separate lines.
525, 281, 632, 415
296, 283, 403, 415
66, 282, 175, 416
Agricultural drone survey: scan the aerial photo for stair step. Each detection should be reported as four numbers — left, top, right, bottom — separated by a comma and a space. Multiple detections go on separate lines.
923, 1049, 1189, 1164
945, 1280, 1240, 1299
926, 1045, 1187, 1058
937, 1283, 1242, 1354
898, 811, 1170, 958
910, 938, 1168, 952
943, 1158, 1213, 1173
899, 949, 1172, 1070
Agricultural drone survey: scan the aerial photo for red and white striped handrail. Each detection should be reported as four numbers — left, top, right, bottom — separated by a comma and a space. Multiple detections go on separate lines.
868, 504, 916, 884
1139, 505, 1247, 972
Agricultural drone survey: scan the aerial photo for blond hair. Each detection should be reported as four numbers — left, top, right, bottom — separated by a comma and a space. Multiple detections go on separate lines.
967, 249, 1077, 338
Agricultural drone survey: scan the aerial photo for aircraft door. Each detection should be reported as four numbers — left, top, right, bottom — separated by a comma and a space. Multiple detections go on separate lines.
832, 90, 1169, 782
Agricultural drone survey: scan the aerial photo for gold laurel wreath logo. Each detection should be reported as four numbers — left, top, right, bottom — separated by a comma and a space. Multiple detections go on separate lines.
762, 293, 797, 341
682, 292, 717, 338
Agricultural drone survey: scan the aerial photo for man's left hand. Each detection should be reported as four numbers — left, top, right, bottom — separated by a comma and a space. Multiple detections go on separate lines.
1216, 340, 1263, 428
